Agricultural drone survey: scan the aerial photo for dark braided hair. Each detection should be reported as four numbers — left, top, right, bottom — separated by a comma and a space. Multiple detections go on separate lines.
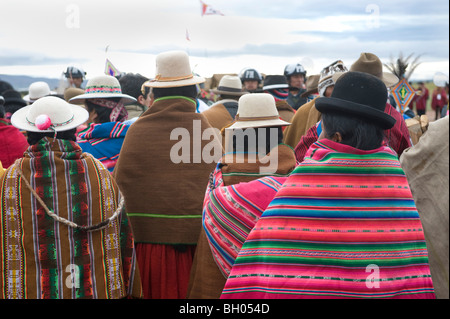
26, 128, 77, 146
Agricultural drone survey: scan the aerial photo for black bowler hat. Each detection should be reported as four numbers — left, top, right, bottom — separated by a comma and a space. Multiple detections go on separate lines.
262, 75, 289, 90
315, 71, 396, 130
1, 89, 27, 107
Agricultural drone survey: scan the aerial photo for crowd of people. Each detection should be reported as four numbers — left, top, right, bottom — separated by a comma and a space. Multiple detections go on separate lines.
0, 50, 448, 300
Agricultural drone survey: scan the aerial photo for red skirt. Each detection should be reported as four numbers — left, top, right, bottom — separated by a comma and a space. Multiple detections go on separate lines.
135, 243, 196, 299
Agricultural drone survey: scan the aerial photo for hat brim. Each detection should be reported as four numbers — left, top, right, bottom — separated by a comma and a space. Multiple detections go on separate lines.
211, 89, 248, 96
4, 98, 27, 106
69, 93, 136, 104
23, 92, 57, 103
315, 96, 396, 130
382, 72, 399, 88
227, 118, 291, 130
333, 71, 398, 88
144, 76, 205, 88
300, 88, 318, 98
11, 103, 89, 133
262, 84, 289, 91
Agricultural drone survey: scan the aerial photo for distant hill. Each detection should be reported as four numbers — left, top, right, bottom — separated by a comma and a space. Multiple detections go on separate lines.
0, 74, 60, 93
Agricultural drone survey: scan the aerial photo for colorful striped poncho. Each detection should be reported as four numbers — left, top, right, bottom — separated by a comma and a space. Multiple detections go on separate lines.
204, 174, 288, 279
0, 137, 142, 299
221, 139, 435, 299
77, 121, 130, 172
188, 144, 296, 299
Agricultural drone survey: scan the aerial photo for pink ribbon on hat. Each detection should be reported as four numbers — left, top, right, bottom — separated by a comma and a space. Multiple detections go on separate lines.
90, 98, 128, 122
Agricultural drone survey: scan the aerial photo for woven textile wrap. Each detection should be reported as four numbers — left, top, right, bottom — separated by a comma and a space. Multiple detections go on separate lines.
0, 137, 142, 299
400, 116, 449, 299
113, 96, 221, 244
204, 169, 288, 278
221, 138, 435, 299
0, 118, 29, 169
77, 121, 130, 172
187, 144, 296, 298
202, 100, 236, 132
282, 97, 318, 149
202, 100, 236, 148
275, 100, 296, 124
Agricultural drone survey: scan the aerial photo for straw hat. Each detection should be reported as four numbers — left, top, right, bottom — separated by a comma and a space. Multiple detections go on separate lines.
350, 53, 399, 88
143, 50, 205, 88
212, 75, 247, 96
227, 93, 291, 130
11, 96, 89, 133
315, 71, 396, 130
69, 75, 136, 104
23, 81, 56, 103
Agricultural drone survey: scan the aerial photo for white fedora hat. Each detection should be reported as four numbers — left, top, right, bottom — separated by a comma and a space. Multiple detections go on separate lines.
227, 93, 291, 130
212, 75, 248, 96
11, 96, 89, 133
143, 50, 205, 88
23, 81, 56, 103
69, 75, 136, 104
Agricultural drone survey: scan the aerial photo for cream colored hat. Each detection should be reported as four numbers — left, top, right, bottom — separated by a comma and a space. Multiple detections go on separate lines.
143, 50, 205, 88
212, 75, 247, 96
23, 81, 56, 103
227, 93, 291, 130
69, 75, 136, 104
11, 96, 89, 133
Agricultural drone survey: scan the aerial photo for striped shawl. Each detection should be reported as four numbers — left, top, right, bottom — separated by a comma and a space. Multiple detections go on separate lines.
0, 138, 142, 299
221, 139, 435, 299
77, 121, 130, 172
203, 170, 288, 278
188, 144, 296, 298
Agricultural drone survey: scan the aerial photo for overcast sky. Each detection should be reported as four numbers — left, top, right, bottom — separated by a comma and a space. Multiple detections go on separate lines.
0, 0, 448, 81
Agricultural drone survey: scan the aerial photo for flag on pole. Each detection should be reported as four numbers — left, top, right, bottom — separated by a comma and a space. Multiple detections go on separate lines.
200, 0, 224, 16
105, 58, 120, 77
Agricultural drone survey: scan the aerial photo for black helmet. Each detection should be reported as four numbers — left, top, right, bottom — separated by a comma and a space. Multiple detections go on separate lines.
240, 68, 263, 83
64, 66, 86, 79
284, 63, 306, 78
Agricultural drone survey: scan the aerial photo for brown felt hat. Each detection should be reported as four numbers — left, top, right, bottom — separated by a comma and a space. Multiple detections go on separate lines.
350, 52, 399, 88
300, 74, 320, 98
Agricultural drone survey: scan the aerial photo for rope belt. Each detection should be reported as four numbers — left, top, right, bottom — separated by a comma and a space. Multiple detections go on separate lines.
14, 160, 123, 232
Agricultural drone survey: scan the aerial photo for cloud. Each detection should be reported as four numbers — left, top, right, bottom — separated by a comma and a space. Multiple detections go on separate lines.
0, 52, 84, 67
0, 0, 447, 80
221, 0, 449, 19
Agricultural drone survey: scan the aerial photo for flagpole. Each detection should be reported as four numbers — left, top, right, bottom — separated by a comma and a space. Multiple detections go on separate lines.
105, 45, 110, 76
